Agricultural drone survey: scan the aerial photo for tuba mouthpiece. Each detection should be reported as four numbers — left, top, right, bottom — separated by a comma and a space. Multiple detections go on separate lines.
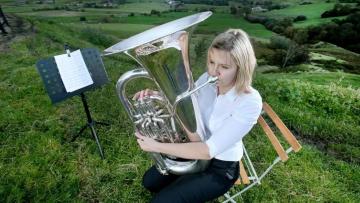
207, 76, 218, 84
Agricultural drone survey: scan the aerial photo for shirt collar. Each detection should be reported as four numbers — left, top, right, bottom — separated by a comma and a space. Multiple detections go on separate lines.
213, 85, 238, 102
223, 86, 238, 102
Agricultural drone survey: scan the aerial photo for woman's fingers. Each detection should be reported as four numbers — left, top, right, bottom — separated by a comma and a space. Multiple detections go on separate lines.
135, 131, 145, 140
132, 89, 155, 101
144, 89, 152, 97
135, 131, 151, 152
132, 91, 140, 100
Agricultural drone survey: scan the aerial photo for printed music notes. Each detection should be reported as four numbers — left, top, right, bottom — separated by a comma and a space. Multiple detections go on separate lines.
54, 49, 93, 92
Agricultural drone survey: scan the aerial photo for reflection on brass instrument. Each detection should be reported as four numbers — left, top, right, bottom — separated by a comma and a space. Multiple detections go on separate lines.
104, 12, 217, 175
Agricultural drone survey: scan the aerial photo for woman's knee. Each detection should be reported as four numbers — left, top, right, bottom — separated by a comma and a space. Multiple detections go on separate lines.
142, 166, 179, 193
142, 167, 159, 192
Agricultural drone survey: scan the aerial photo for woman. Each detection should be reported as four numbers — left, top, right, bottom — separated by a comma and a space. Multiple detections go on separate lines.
134, 28, 262, 203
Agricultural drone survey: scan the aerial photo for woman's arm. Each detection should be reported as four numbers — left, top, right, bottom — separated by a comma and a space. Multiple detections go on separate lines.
135, 132, 211, 160
183, 127, 202, 142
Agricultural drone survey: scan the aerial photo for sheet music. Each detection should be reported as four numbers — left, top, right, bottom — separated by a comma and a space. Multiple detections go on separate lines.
54, 50, 93, 92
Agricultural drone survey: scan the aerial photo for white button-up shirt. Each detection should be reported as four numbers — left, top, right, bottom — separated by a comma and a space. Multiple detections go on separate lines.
194, 73, 262, 161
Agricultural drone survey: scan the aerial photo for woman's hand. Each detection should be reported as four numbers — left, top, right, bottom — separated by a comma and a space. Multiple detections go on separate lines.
132, 89, 160, 101
135, 131, 160, 153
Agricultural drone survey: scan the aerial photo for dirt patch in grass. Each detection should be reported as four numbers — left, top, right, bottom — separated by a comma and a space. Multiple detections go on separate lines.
0, 14, 34, 52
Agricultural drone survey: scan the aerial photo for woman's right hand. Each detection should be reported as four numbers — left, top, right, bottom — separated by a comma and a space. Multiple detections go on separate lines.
132, 89, 160, 101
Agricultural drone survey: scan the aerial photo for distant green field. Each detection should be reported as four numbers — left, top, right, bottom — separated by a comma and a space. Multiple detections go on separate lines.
260, 2, 348, 27
260, 72, 360, 88
17, 10, 87, 17
294, 16, 347, 28
86, 2, 169, 14
2, 5, 43, 13
67, 23, 154, 39
199, 13, 274, 39
263, 3, 335, 19
3, 2, 169, 15
114, 12, 190, 25
64, 12, 274, 39
185, 4, 229, 13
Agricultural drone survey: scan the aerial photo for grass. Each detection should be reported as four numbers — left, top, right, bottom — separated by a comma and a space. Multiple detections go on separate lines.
67, 23, 154, 39
85, 2, 169, 14
1, 4, 360, 202
253, 74, 360, 164
185, 4, 230, 13
48, 12, 274, 40
293, 16, 347, 28
225, 129, 360, 202
260, 2, 348, 28
3, 2, 274, 40
2, 2, 169, 15
198, 13, 274, 39
263, 3, 336, 19
260, 72, 360, 88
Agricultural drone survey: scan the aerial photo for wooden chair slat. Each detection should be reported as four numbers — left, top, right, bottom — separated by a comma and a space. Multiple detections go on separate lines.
258, 116, 288, 162
262, 102, 302, 152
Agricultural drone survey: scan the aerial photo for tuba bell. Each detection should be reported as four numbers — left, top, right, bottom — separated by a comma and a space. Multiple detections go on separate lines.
104, 12, 217, 175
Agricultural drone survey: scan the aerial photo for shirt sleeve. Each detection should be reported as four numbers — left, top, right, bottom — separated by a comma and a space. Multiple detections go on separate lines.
205, 97, 262, 158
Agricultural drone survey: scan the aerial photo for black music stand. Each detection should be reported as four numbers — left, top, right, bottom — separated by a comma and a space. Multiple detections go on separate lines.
36, 48, 109, 159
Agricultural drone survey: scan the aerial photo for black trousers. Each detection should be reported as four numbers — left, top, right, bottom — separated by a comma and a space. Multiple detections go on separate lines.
142, 159, 239, 203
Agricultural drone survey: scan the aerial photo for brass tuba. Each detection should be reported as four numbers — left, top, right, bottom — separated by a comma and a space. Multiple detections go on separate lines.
104, 12, 217, 175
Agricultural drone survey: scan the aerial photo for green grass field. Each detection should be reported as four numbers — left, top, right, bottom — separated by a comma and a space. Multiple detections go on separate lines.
0, 1, 359, 202
86, 2, 169, 14
259, 2, 348, 28
263, 3, 335, 19
198, 13, 274, 39
185, 3, 229, 13
67, 23, 154, 39
259, 72, 360, 88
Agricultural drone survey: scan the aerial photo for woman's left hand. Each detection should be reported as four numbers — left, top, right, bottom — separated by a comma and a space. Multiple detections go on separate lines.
135, 131, 160, 153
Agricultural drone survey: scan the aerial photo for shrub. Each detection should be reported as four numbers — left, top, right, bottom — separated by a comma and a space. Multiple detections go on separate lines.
230, 6, 237, 15
100, 16, 113, 23
321, 3, 356, 18
268, 35, 309, 67
269, 35, 291, 49
294, 15, 307, 22
268, 3, 290, 10
194, 37, 208, 58
299, 1, 312, 5
293, 29, 309, 44
80, 27, 117, 47
150, 9, 161, 16
79, 16, 86, 22
245, 15, 268, 24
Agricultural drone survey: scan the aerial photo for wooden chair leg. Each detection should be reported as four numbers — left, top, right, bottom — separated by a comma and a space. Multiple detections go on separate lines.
235, 160, 250, 185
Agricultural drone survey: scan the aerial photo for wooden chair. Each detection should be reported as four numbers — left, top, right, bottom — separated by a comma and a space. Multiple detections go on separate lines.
223, 102, 302, 203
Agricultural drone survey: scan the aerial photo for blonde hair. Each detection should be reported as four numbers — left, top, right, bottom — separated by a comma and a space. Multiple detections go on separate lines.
208, 29, 257, 94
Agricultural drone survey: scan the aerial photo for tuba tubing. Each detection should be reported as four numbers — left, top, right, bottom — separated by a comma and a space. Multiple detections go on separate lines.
108, 12, 214, 175
116, 68, 216, 175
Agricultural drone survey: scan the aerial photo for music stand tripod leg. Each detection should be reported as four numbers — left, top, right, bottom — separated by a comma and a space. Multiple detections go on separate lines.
89, 124, 105, 159
71, 93, 106, 159
95, 121, 110, 126
71, 124, 88, 142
